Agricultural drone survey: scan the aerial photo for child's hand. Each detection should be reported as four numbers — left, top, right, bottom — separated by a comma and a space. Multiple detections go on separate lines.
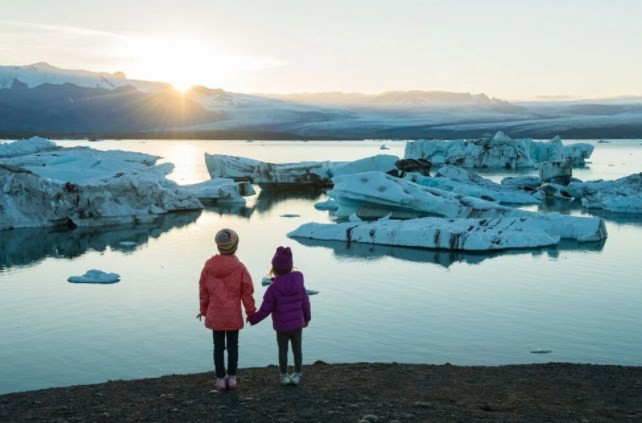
196, 313, 203, 321
304, 321, 309, 328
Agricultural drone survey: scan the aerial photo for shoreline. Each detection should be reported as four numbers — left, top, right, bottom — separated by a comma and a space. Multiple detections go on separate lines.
2, 362, 640, 422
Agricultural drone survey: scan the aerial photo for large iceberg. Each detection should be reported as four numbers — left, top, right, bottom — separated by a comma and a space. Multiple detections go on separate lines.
0, 164, 203, 230
0, 138, 260, 229
404, 131, 593, 169
204, 153, 398, 187
289, 217, 561, 251
326, 171, 606, 242
567, 173, 642, 213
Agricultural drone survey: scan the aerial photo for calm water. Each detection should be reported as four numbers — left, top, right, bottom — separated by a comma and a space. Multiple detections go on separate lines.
1, 139, 641, 394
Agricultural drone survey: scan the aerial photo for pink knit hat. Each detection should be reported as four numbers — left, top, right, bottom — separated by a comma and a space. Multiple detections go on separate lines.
271, 246, 293, 272
215, 228, 239, 255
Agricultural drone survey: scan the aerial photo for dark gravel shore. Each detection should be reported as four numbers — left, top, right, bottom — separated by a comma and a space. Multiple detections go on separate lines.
2, 362, 641, 422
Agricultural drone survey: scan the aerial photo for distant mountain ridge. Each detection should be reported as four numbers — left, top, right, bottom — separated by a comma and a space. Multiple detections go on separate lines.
2, 62, 642, 139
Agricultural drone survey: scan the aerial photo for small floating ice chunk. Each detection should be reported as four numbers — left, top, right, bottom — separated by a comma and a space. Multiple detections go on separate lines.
380, 144, 390, 150
68, 269, 120, 284
306, 289, 319, 295
280, 213, 301, 218
530, 348, 552, 354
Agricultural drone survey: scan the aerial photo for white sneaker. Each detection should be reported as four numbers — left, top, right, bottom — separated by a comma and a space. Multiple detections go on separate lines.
290, 373, 302, 385
227, 375, 237, 390
216, 377, 227, 391
280, 373, 292, 385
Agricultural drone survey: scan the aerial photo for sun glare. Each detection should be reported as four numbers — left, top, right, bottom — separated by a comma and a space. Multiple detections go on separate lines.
172, 82, 193, 93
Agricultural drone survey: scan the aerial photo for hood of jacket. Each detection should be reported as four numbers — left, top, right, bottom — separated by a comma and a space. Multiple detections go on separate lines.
204, 254, 243, 278
272, 271, 304, 295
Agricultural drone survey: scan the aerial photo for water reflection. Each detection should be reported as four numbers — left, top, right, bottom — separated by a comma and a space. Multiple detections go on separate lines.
0, 211, 201, 270
253, 187, 326, 213
292, 237, 605, 268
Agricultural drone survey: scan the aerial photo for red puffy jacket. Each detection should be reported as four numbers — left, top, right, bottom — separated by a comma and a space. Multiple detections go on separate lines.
199, 254, 256, 330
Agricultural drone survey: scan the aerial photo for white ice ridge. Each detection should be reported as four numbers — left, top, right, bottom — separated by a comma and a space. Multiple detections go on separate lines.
0, 141, 162, 183
68, 269, 120, 284
204, 153, 398, 187
180, 179, 256, 204
406, 165, 542, 205
404, 131, 593, 169
568, 173, 642, 213
327, 171, 606, 242
288, 217, 561, 251
0, 137, 59, 158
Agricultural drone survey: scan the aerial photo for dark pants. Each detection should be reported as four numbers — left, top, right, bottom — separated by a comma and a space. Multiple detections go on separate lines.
213, 330, 239, 378
276, 328, 303, 374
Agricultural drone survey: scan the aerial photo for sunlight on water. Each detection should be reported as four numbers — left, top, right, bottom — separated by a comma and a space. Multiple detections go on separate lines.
1, 139, 641, 394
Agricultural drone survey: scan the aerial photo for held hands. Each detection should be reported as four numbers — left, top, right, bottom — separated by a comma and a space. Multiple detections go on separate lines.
304, 321, 309, 328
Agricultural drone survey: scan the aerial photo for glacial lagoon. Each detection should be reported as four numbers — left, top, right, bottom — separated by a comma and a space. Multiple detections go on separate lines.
1, 139, 641, 394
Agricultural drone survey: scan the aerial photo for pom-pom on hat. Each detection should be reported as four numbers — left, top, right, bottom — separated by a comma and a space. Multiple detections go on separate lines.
215, 228, 239, 255
271, 246, 293, 272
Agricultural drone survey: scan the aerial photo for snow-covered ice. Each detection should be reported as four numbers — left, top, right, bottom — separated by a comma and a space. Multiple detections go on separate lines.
404, 131, 593, 168
204, 153, 398, 187
68, 269, 120, 284
0, 137, 59, 158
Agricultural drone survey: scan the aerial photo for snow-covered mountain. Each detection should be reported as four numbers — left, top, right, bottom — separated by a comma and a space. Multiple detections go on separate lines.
2, 62, 642, 139
0, 62, 166, 92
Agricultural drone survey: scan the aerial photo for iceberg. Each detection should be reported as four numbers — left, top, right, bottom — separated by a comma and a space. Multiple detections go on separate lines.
0, 164, 202, 230
204, 153, 398, 187
567, 173, 642, 213
288, 217, 561, 251
327, 171, 607, 242
68, 269, 120, 284
404, 131, 593, 169
0, 137, 59, 158
406, 165, 542, 205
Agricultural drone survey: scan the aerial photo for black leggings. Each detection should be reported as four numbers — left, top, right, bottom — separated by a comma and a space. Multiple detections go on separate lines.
276, 328, 302, 374
213, 330, 239, 378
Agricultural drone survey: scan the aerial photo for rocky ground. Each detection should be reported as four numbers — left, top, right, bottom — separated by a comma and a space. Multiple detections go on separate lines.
1, 362, 641, 422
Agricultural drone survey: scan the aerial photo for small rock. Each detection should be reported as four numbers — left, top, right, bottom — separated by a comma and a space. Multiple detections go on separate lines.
313, 360, 327, 365
359, 415, 379, 423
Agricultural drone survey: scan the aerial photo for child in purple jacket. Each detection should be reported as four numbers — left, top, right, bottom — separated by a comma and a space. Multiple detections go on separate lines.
248, 246, 311, 385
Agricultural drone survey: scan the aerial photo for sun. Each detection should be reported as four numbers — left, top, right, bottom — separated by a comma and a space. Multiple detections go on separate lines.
172, 81, 193, 93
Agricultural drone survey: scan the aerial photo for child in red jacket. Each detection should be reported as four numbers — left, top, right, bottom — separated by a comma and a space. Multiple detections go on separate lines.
197, 228, 256, 391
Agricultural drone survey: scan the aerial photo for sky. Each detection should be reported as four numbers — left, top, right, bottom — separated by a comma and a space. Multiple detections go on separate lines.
1, 0, 641, 99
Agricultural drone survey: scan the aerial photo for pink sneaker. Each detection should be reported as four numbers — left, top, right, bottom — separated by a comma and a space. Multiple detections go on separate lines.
227, 375, 237, 390
216, 377, 227, 391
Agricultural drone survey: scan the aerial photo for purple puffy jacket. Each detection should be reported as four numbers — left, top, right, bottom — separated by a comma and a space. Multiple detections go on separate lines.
248, 271, 311, 332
